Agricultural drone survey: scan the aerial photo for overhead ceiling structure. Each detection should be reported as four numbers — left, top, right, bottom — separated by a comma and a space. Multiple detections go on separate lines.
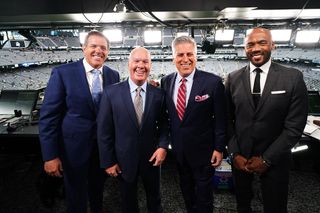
0, 0, 320, 29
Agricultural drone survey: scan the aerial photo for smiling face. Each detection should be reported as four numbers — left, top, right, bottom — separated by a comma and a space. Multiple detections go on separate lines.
245, 28, 275, 67
128, 47, 151, 86
173, 42, 197, 77
82, 34, 109, 69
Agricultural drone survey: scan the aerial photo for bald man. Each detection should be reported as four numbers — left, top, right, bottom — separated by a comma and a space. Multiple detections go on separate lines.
97, 47, 169, 213
225, 28, 308, 212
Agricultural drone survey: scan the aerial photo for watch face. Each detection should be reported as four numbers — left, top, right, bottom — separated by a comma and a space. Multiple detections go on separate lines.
262, 159, 271, 167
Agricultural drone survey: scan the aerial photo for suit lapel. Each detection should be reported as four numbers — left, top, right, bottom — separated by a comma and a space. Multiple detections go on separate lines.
102, 66, 111, 87
241, 66, 255, 110
140, 84, 154, 129
121, 81, 140, 129
77, 60, 96, 112
183, 70, 201, 121
256, 63, 279, 113
167, 73, 178, 117
168, 73, 177, 100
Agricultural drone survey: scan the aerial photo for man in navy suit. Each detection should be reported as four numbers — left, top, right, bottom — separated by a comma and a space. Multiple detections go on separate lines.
161, 36, 227, 213
97, 47, 169, 213
225, 28, 308, 212
39, 31, 120, 213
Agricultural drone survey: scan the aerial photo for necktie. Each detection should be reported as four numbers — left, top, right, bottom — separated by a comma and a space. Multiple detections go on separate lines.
252, 68, 262, 108
91, 69, 102, 109
134, 87, 143, 126
176, 78, 186, 121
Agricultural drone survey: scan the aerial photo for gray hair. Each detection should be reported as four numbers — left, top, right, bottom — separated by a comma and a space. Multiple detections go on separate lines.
171, 36, 197, 56
83, 30, 110, 50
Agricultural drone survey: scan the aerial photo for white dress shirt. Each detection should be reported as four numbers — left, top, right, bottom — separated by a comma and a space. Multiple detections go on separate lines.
83, 58, 103, 93
129, 79, 147, 110
249, 59, 272, 94
173, 69, 196, 108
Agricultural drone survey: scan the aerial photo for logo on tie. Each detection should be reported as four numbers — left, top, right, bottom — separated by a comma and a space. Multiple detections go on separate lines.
91, 69, 102, 109
176, 78, 186, 121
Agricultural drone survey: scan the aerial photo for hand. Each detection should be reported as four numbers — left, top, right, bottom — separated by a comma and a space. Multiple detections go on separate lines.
149, 148, 167, 166
148, 79, 160, 87
211, 150, 223, 168
106, 164, 122, 177
233, 154, 248, 172
44, 157, 63, 177
246, 156, 269, 174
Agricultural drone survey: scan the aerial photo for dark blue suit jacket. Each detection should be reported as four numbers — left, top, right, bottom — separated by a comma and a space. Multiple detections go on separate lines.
39, 59, 120, 167
161, 69, 227, 168
97, 81, 169, 182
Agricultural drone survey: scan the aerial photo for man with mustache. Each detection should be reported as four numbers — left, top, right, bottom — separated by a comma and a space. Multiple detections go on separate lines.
225, 28, 308, 212
39, 30, 120, 213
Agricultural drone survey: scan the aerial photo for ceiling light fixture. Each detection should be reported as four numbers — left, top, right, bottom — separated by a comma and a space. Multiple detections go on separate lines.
113, 0, 127, 13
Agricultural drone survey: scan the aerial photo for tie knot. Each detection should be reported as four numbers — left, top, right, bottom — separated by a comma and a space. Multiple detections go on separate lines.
91, 69, 101, 75
136, 87, 142, 94
254, 68, 262, 73
181, 78, 186, 83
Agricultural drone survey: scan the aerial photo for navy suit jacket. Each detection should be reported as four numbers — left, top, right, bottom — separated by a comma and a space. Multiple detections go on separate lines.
97, 81, 169, 182
39, 59, 120, 167
225, 62, 308, 164
161, 69, 227, 168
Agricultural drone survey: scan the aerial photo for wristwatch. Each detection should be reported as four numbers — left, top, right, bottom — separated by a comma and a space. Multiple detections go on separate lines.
229, 152, 238, 162
262, 158, 271, 167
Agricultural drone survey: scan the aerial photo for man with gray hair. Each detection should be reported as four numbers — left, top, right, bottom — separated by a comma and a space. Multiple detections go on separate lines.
98, 47, 169, 213
161, 36, 227, 213
39, 30, 120, 213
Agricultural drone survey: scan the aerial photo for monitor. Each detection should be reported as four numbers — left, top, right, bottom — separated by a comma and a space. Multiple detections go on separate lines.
308, 91, 320, 116
0, 90, 39, 116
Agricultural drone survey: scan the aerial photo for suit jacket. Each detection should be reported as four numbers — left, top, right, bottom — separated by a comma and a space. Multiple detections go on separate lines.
39, 59, 120, 167
225, 62, 308, 164
161, 69, 226, 168
97, 81, 169, 182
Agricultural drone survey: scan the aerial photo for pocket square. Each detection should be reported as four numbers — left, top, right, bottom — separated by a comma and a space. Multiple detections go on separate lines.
195, 94, 210, 102
271, 90, 286, 94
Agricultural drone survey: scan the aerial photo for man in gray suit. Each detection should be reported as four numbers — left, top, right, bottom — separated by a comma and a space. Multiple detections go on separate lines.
225, 28, 308, 213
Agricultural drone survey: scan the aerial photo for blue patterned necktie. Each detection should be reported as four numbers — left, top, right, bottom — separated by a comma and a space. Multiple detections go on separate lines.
91, 69, 102, 109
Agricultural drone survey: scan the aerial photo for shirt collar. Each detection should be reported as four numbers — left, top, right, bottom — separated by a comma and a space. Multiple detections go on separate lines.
128, 78, 147, 94
177, 68, 196, 82
83, 58, 103, 74
249, 58, 271, 74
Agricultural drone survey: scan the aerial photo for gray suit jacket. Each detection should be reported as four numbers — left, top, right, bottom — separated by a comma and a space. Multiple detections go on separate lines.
225, 62, 308, 165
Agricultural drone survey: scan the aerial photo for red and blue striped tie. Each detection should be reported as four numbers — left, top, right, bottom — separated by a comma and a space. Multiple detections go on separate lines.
177, 78, 186, 121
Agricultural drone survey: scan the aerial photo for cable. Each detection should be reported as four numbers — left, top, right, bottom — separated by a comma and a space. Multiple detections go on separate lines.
293, 0, 310, 21
81, 0, 116, 26
126, 0, 156, 22
128, 0, 192, 28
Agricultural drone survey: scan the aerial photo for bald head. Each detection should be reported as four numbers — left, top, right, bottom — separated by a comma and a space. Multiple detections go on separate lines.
129, 47, 151, 62
128, 47, 151, 86
245, 27, 275, 67
246, 28, 273, 43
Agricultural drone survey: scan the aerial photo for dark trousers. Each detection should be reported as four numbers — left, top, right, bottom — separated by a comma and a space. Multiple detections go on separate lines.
63, 145, 106, 213
119, 165, 163, 213
232, 157, 290, 213
177, 161, 215, 213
